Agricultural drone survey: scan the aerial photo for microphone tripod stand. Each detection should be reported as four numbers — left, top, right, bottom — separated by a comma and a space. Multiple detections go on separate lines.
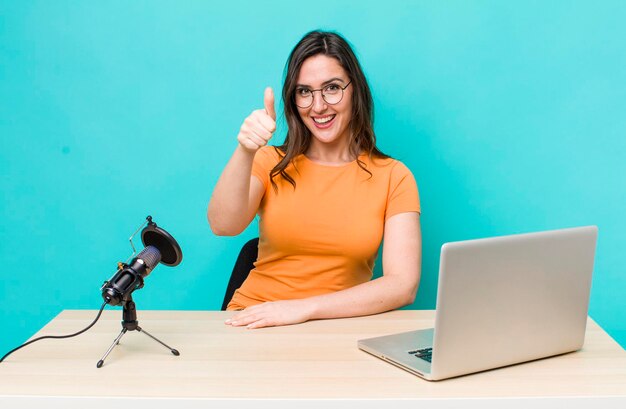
97, 294, 180, 368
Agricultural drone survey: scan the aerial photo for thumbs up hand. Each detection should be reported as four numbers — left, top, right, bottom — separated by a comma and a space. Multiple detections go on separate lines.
237, 87, 277, 153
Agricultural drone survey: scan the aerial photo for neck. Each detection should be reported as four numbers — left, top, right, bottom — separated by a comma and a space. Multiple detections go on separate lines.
305, 139, 355, 165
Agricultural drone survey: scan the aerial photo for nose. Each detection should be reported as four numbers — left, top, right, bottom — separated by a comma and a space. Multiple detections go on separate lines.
311, 90, 328, 113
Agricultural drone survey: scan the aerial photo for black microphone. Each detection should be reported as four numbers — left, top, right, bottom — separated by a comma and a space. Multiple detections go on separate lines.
1, 215, 183, 366
101, 216, 182, 306
101, 246, 161, 305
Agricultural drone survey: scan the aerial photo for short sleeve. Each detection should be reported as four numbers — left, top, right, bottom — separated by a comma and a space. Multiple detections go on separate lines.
385, 161, 421, 220
251, 146, 280, 190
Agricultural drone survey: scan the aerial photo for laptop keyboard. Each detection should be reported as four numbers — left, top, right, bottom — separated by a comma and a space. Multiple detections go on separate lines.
408, 347, 432, 363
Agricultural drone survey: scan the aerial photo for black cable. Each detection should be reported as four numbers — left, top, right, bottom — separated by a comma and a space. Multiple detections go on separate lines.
0, 301, 108, 363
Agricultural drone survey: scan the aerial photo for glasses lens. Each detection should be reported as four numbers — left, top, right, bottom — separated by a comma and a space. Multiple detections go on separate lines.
295, 89, 312, 108
322, 84, 342, 104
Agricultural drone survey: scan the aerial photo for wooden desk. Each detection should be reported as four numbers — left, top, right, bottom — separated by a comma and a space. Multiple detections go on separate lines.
0, 310, 625, 408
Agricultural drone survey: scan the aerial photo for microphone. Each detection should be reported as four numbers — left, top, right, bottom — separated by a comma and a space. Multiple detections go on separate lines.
101, 246, 160, 305
1, 215, 183, 366
101, 216, 182, 306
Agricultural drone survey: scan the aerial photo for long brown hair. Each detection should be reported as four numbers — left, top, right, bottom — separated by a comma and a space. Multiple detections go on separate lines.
270, 30, 389, 191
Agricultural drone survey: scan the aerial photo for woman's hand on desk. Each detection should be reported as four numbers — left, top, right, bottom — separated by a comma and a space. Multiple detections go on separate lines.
225, 299, 313, 329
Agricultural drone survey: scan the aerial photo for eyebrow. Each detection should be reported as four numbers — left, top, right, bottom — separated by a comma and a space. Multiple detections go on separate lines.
296, 77, 346, 88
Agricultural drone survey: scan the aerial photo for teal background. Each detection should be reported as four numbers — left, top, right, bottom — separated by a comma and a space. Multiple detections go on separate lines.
1, 0, 625, 357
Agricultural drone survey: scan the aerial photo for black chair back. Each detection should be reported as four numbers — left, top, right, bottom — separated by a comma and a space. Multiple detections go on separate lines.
221, 237, 259, 310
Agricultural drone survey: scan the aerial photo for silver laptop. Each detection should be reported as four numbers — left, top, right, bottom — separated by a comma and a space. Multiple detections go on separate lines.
358, 226, 598, 381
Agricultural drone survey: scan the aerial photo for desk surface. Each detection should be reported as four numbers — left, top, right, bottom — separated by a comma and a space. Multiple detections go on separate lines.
1, 310, 625, 404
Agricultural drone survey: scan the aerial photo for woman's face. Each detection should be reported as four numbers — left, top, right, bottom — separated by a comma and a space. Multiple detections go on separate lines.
295, 54, 353, 149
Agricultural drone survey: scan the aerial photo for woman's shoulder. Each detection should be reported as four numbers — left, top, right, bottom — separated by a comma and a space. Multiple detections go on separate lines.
364, 154, 411, 173
257, 145, 284, 156
255, 145, 285, 164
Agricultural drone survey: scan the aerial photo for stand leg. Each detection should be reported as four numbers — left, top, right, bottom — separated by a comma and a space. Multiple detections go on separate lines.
97, 328, 127, 368
137, 326, 180, 356
95, 296, 180, 367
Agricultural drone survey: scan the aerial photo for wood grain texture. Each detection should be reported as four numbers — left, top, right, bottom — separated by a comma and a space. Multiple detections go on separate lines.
0, 310, 624, 399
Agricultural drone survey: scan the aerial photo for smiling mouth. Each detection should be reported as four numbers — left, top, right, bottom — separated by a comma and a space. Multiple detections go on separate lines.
312, 114, 336, 124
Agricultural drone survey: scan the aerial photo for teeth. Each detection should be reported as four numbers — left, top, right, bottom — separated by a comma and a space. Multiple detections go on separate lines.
313, 115, 335, 124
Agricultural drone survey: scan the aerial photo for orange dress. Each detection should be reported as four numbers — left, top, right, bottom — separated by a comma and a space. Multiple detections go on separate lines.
227, 146, 420, 310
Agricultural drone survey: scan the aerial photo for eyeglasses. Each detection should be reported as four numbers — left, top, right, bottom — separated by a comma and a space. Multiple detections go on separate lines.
294, 81, 352, 108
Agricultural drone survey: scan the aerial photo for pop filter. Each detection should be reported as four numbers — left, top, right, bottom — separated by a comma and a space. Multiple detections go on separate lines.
141, 217, 183, 267
101, 216, 183, 306
1, 215, 183, 367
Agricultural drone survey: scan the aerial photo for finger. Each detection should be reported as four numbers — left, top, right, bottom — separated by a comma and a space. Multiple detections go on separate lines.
237, 137, 262, 152
225, 311, 245, 324
244, 117, 273, 142
247, 318, 271, 329
239, 130, 266, 148
252, 110, 276, 134
264, 87, 276, 121
229, 308, 255, 322
231, 313, 259, 327
239, 122, 269, 146
227, 303, 268, 325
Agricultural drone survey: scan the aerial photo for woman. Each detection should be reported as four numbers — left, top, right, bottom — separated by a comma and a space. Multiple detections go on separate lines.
208, 30, 421, 329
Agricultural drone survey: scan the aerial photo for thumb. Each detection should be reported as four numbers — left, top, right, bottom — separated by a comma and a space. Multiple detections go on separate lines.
264, 87, 276, 121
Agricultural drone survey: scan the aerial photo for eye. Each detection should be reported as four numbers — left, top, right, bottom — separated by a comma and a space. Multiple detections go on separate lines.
325, 84, 340, 91
296, 87, 311, 96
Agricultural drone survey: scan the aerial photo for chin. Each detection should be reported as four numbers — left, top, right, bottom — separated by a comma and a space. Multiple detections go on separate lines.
311, 132, 340, 144
307, 122, 348, 145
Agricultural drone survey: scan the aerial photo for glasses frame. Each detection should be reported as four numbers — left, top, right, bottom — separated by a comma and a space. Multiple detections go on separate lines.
294, 81, 352, 109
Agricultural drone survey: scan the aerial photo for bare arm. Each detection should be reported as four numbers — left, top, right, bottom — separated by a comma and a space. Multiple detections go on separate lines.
226, 212, 422, 328
207, 87, 276, 236
309, 211, 421, 318
207, 146, 265, 235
